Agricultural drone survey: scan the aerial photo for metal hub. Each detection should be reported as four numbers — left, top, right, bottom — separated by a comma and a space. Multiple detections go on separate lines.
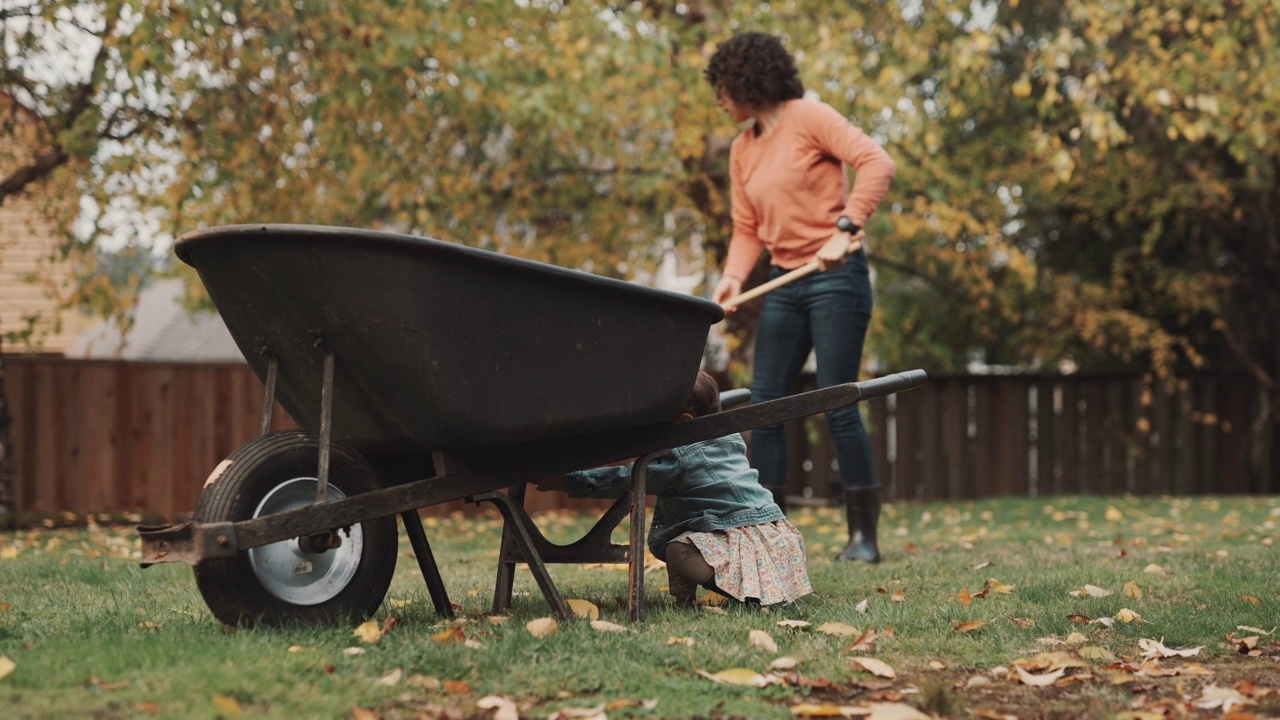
248, 477, 364, 605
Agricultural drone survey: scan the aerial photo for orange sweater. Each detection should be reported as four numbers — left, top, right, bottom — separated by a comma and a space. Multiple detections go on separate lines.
723, 99, 896, 283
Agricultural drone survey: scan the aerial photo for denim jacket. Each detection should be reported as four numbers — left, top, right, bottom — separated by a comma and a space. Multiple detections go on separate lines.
565, 434, 785, 559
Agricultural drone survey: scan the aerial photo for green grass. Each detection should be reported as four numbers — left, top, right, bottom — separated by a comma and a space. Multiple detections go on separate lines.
1, 495, 1278, 719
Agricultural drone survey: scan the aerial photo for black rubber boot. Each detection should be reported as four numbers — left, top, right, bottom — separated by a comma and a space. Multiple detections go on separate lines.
835, 486, 882, 563
766, 486, 788, 515
665, 541, 714, 606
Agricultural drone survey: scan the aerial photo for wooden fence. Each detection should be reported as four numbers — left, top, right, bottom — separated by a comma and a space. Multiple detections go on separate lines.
5, 357, 1276, 518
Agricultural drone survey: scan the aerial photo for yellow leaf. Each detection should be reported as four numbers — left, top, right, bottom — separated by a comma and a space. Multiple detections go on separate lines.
985, 579, 1014, 594
351, 707, 380, 720
770, 656, 801, 670
590, 620, 627, 633
1078, 646, 1117, 663
850, 656, 896, 678
699, 591, 728, 606
958, 588, 972, 607
354, 620, 384, 644
697, 667, 772, 686
431, 626, 464, 645
211, 694, 242, 716
777, 619, 811, 629
1241, 594, 1262, 606
891, 589, 906, 602
1115, 608, 1142, 624
526, 617, 559, 638
666, 636, 695, 646
954, 621, 987, 633
1143, 563, 1165, 574
566, 599, 600, 620
1123, 582, 1143, 600
1105, 506, 1123, 522
389, 599, 412, 609
0, 656, 15, 681
788, 703, 848, 717
815, 621, 860, 637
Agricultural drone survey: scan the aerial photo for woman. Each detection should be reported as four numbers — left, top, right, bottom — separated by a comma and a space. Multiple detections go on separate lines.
705, 32, 896, 563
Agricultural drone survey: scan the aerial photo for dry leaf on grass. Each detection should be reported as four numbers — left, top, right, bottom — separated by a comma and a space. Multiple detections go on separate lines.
476, 695, 520, 720
1014, 666, 1066, 687
1123, 581, 1143, 600
526, 617, 559, 638
342, 647, 365, 656
957, 588, 972, 607
855, 599, 869, 614
788, 702, 862, 717
1007, 616, 1035, 629
666, 636, 695, 647
778, 619, 811, 629
1069, 584, 1113, 598
954, 621, 987, 633
866, 702, 931, 719
0, 656, 15, 681
1114, 608, 1142, 624
487, 615, 510, 625
1143, 563, 1165, 574
849, 657, 896, 679
984, 579, 1015, 594
354, 620, 384, 644
749, 630, 778, 652
431, 626, 464, 646
845, 629, 877, 653
697, 668, 779, 687
890, 589, 905, 602
816, 621, 860, 637
1137, 638, 1202, 659
211, 694, 243, 716
699, 591, 728, 606
566, 599, 600, 620
1192, 685, 1254, 713
770, 656, 801, 670
1241, 594, 1262, 606
374, 668, 402, 687
351, 707, 379, 720
549, 703, 608, 720
1077, 646, 1117, 663
590, 620, 627, 634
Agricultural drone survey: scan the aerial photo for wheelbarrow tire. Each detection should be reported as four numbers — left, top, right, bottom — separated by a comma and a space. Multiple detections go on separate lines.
193, 430, 398, 628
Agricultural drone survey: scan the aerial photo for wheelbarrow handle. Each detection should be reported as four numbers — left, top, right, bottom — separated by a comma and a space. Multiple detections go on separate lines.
854, 369, 929, 400
720, 221, 863, 312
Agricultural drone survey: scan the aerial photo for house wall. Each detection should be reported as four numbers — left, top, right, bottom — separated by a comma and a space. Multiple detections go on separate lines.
0, 197, 82, 353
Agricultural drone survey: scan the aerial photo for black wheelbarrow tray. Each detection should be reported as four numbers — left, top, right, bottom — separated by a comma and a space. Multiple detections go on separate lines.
137, 224, 926, 626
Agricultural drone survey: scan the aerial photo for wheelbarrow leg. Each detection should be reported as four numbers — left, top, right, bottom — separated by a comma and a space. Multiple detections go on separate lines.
627, 451, 663, 623
478, 485, 574, 622
400, 510, 454, 619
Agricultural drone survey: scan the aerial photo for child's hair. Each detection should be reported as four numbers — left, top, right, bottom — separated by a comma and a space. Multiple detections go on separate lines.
684, 369, 722, 418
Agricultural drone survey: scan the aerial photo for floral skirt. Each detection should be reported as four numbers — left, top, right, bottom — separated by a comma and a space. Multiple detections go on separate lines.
671, 519, 812, 606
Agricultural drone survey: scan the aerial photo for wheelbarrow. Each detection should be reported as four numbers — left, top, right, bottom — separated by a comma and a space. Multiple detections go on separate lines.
137, 224, 926, 626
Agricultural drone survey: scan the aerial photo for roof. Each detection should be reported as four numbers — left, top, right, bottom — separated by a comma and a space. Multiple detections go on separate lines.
71, 278, 246, 362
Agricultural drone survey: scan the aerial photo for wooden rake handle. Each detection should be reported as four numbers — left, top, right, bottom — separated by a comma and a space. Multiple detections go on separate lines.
720, 235, 864, 312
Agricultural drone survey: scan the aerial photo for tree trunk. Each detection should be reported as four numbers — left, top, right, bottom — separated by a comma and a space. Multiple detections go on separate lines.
0, 337, 14, 530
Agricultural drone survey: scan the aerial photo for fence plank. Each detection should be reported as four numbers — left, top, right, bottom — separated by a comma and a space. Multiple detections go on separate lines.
940, 379, 969, 499
868, 395, 892, 499
1058, 381, 1081, 494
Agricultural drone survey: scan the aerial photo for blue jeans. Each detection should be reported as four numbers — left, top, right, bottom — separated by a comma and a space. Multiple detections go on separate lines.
750, 254, 874, 490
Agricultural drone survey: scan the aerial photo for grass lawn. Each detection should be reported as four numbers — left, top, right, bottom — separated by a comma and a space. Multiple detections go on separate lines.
2, 494, 1278, 719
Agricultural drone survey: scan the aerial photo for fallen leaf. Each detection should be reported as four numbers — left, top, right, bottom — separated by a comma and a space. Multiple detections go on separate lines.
1192, 684, 1254, 713
431, 626, 465, 646
375, 668, 402, 687
286, 645, 308, 654
590, 620, 627, 634
770, 656, 800, 670
1065, 632, 1088, 644
1014, 666, 1067, 687
388, 598, 412, 609
1105, 506, 1124, 522
526, 617, 559, 638
442, 679, 471, 694
985, 579, 1015, 594
969, 561, 992, 570
699, 591, 728, 606
351, 707, 380, 720
749, 630, 779, 652
0, 602, 10, 612
1122, 581, 1143, 600
697, 668, 778, 687
854, 599, 869, 614
1237, 625, 1275, 635
211, 694, 243, 716
88, 676, 130, 691
342, 647, 365, 656
1137, 638, 1202, 659
464, 639, 486, 649
1231, 635, 1259, 653
1007, 616, 1035, 629
0, 656, 14, 681
1114, 608, 1142, 624
866, 701, 930, 719
476, 695, 520, 720
788, 702, 855, 717
850, 657, 896, 679
134, 702, 161, 713
929, 660, 946, 670
816, 621, 860, 637
666, 636, 695, 646
406, 674, 441, 690
890, 589, 905, 602
487, 615, 510, 625
354, 620, 384, 644
567, 599, 600, 620
778, 619, 811, 629
137, 621, 162, 631
1077, 646, 1117, 663
954, 621, 987, 633
1241, 594, 1262, 607
1143, 563, 1165, 575
1067, 614, 1092, 624
957, 588, 972, 607
1069, 584, 1113, 598
845, 629, 877, 653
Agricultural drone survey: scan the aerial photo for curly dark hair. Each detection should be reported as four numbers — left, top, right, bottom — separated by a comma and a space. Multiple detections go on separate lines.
704, 32, 805, 107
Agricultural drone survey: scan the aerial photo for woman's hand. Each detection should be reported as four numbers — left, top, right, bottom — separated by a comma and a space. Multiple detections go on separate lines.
815, 228, 867, 271
713, 276, 743, 312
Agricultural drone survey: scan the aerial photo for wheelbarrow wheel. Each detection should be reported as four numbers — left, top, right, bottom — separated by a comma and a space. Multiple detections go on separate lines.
193, 430, 398, 627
